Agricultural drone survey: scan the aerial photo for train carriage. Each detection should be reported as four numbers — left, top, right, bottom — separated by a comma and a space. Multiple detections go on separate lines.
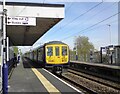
45, 41, 69, 65
26, 41, 69, 74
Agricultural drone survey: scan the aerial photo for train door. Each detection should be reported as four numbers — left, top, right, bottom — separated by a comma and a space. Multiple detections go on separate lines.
61, 46, 69, 64
54, 46, 61, 64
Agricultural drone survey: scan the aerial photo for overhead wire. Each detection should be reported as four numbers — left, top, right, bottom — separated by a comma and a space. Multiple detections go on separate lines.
16, 6, 27, 16
40, 18, 118, 46
80, 18, 118, 35
43, 0, 45, 4
47, 1, 104, 39
60, 11, 119, 41
56, 2, 117, 37
59, 2, 103, 30
65, 2, 74, 14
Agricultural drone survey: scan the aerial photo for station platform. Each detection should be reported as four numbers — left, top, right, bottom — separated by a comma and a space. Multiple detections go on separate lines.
70, 60, 120, 82
8, 58, 81, 93
70, 61, 120, 70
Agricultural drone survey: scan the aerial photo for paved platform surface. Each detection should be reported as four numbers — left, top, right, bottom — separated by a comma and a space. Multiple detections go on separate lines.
8, 58, 81, 93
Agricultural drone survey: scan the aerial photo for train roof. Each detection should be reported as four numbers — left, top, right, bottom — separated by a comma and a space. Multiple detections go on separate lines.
32, 44, 44, 51
45, 41, 67, 45
31, 41, 67, 51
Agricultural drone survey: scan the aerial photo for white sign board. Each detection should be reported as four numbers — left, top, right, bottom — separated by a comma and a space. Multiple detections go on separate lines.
7, 16, 36, 26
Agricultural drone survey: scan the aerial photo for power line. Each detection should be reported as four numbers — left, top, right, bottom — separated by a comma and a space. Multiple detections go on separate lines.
17, 6, 27, 16
43, 0, 45, 4
80, 19, 118, 35
37, 19, 118, 46
48, 2, 103, 38
65, 3, 73, 14
60, 11, 119, 41
56, 2, 117, 38
65, 2, 103, 26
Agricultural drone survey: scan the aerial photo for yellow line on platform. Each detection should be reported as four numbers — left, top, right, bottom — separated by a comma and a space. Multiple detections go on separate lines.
31, 67, 61, 93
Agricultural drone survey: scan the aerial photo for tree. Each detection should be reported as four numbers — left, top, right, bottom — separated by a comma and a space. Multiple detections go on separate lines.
74, 36, 94, 61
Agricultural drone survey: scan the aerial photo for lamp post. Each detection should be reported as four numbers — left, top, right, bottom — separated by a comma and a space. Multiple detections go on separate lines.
75, 43, 78, 61
107, 24, 111, 45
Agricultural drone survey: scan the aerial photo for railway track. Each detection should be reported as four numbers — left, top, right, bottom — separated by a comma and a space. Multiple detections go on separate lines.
26, 57, 120, 93
69, 62, 120, 83
46, 68, 96, 93
46, 67, 120, 93
61, 74, 97, 94
68, 69, 120, 90
61, 69, 120, 94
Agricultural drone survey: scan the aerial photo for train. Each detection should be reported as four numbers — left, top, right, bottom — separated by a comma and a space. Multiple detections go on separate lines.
25, 41, 70, 74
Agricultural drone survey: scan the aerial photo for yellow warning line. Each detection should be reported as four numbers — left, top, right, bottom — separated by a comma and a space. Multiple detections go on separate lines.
32, 68, 61, 93
27, 62, 61, 93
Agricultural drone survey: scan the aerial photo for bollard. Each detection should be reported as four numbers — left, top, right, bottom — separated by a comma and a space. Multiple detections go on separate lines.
2, 63, 8, 94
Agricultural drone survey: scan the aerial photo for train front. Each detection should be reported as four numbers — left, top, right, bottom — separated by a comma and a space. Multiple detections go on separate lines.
45, 42, 69, 74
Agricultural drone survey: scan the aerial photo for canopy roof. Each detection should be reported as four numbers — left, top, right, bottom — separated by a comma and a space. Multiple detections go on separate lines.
0, 2, 64, 46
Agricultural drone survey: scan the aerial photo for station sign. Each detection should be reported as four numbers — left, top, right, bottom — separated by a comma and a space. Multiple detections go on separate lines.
7, 16, 36, 26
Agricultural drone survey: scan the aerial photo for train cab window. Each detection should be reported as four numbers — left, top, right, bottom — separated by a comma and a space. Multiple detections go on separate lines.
47, 47, 53, 56
62, 46, 67, 56
55, 47, 60, 56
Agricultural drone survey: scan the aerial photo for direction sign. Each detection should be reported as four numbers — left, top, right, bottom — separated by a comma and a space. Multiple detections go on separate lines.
7, 16, 36, 26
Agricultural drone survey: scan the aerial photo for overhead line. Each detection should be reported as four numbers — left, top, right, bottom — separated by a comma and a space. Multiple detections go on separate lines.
60, 11, 119, 41
80, 19, 118, 35
66, 2, 103, 25
60, 2, 103, 30
49, 2, 103, 38
57, 2, 117, 38
17, 6, 27, 16
43, 0, 45, 4
65, 3, 73, 13
35, 18, 118, 47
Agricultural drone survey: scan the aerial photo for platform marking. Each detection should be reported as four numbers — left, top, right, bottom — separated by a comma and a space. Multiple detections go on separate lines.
43, 68, 83, 94
31, 68, 61, 93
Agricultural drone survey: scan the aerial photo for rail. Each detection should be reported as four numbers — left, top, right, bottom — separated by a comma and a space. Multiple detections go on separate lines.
70, 61, 120, 83
68, 68, 120, 90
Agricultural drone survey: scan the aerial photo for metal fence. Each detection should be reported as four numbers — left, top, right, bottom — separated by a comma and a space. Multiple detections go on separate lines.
70, 52, 91, 62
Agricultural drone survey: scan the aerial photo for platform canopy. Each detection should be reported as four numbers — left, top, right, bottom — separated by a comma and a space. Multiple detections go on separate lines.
0, 2, 64, 46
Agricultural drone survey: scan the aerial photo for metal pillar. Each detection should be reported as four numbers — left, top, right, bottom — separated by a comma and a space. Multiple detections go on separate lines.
100, 47, 102, 63
7, 37, 9, 63
107, 24, 111, 45
1, 45, 3, 91
75, 43, 78, 61
2, 0, 8, 93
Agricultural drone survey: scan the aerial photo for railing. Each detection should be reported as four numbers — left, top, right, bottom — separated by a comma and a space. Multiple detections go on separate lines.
7, 58, 16, 75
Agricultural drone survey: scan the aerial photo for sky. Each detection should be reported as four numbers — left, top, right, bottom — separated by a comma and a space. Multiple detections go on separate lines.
2, 0, 119, 53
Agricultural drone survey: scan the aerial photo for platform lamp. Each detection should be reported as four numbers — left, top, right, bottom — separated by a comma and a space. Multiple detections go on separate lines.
75, 43, 78, 61
107, 24, 111, 46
